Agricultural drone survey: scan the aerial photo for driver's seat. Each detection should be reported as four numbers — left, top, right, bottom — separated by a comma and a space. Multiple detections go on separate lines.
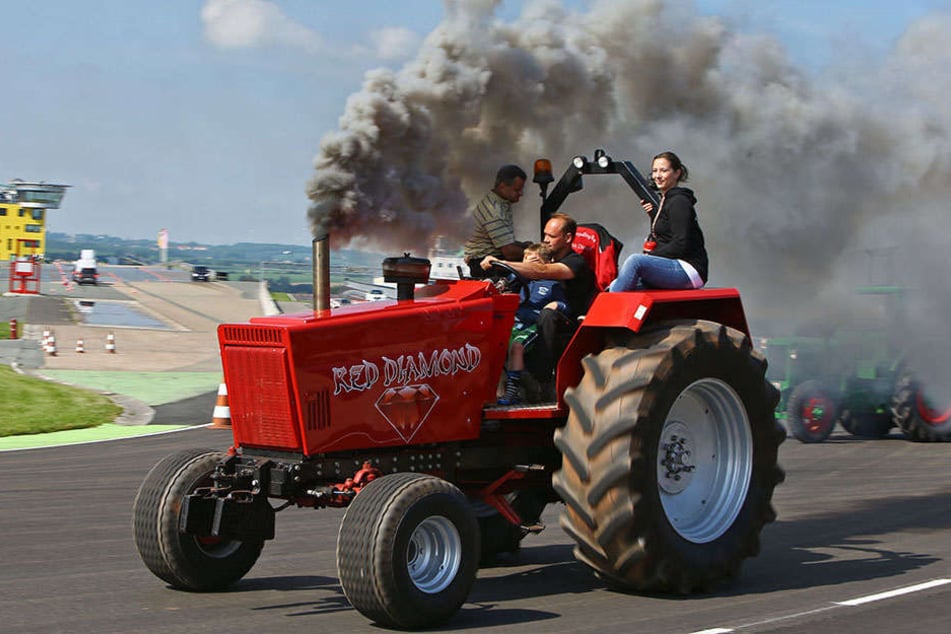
571, 223, 623, 292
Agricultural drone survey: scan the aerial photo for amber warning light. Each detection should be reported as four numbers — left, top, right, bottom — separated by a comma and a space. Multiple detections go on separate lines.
533, 159, 553, 184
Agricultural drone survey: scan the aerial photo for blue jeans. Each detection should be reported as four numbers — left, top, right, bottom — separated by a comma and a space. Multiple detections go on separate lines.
609, 254, 695, 292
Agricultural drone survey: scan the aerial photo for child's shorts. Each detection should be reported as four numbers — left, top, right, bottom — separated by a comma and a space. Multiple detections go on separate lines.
510, 322, 538, 348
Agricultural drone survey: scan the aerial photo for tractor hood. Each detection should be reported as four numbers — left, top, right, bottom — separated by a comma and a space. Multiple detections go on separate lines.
218, 279, 518, 456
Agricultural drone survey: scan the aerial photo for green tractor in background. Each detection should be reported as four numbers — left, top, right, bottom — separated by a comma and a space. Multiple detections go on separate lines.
761, 324, 896, 443
761, 335, 833, 440
761, 285, 950, 443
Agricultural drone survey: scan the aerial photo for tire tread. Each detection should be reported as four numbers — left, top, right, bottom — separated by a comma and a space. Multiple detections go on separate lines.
552, 320, 784, 593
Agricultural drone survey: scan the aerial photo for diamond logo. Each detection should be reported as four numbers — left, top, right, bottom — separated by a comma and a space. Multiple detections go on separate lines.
374, 384, 439, 443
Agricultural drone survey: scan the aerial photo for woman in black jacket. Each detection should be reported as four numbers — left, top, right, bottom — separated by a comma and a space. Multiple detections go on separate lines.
609, 151, 708, 291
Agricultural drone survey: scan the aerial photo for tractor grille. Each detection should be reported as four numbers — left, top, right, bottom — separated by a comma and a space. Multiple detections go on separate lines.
224, 345, 301, 450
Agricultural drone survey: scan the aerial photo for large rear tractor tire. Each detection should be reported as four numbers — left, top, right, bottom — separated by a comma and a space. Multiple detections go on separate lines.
553, 320, 784, 593
892, 371, 951, 442
337, 473, 480, 629
786, 380, 838, 443
132, 449, 265, 591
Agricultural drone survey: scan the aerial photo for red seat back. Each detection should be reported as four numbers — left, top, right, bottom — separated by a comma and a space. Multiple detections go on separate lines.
571, 223, 623, 292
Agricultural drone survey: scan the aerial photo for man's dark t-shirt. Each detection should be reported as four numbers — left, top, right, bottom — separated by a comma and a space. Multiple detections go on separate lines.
556, 251, 597, 318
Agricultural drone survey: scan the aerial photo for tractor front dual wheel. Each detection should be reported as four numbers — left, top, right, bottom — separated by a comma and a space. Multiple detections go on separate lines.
337, 473, 480, 629
553, 320, 785, 593
132, 449, 265, 591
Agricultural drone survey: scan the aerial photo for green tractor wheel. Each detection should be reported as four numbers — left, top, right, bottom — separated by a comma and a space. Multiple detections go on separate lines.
786, 380, 838, 443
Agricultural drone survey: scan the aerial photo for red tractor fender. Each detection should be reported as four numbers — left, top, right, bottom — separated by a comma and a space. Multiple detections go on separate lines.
555, 288, 752, 399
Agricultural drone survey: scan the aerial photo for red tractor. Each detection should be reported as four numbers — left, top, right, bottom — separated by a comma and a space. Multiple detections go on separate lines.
133, 151, 785, 629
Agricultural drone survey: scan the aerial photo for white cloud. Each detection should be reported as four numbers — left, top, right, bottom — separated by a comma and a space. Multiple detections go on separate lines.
370, 27, 421, 60
201, 0, 322, 53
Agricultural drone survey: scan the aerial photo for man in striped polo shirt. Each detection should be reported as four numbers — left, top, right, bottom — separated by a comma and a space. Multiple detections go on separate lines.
463, 164, 529, 278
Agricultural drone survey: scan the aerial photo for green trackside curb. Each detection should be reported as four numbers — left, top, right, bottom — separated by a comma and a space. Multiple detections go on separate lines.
0, 423, 197, 451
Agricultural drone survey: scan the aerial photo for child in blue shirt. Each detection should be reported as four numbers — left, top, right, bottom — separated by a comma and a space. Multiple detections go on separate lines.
499, 243, 568, 405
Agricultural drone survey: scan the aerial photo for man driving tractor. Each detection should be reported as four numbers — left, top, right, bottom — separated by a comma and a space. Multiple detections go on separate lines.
481, 212, 597, 397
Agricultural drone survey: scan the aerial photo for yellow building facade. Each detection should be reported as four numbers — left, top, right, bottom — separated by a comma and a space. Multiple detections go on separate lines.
0, 180, 69, 260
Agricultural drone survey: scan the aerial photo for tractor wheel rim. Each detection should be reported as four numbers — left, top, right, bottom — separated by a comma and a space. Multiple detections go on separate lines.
192, 535, 242, 558
657, 378, 753, 544
406, 516, 461, 594
916, 391, 951, 425
802, 397, 832, 433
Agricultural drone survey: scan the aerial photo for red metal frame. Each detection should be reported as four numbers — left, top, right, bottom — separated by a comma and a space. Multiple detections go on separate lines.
476, 469, 530, 524
555, 287, 750, 403
8, 259, 41, 295
7, 239, 43, 295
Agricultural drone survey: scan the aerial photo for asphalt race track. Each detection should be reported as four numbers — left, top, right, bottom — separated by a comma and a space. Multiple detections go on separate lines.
2, 427, 951, 633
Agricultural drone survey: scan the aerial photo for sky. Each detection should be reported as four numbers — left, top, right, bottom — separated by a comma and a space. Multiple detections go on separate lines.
3, 0, 948, 249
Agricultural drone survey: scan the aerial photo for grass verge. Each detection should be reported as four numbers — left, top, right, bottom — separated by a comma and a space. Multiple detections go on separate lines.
0, 365, 122, 436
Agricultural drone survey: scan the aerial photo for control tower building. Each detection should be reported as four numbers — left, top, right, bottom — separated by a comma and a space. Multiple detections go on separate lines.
0, 179, 70, 260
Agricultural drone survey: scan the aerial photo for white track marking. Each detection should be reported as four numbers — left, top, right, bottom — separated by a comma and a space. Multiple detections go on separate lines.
834, 578, 951, 606
692, 578, 951, 633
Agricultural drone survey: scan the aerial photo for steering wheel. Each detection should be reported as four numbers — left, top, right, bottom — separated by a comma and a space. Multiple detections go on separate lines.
490, 261, 529, 295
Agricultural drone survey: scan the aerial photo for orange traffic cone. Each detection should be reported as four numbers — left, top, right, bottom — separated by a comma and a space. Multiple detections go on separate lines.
210, 383, 231, 428
75, 337, 85, 353
105, 332, 117, 353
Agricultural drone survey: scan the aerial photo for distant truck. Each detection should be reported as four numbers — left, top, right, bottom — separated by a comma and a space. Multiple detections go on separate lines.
72, 249, 98, 285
